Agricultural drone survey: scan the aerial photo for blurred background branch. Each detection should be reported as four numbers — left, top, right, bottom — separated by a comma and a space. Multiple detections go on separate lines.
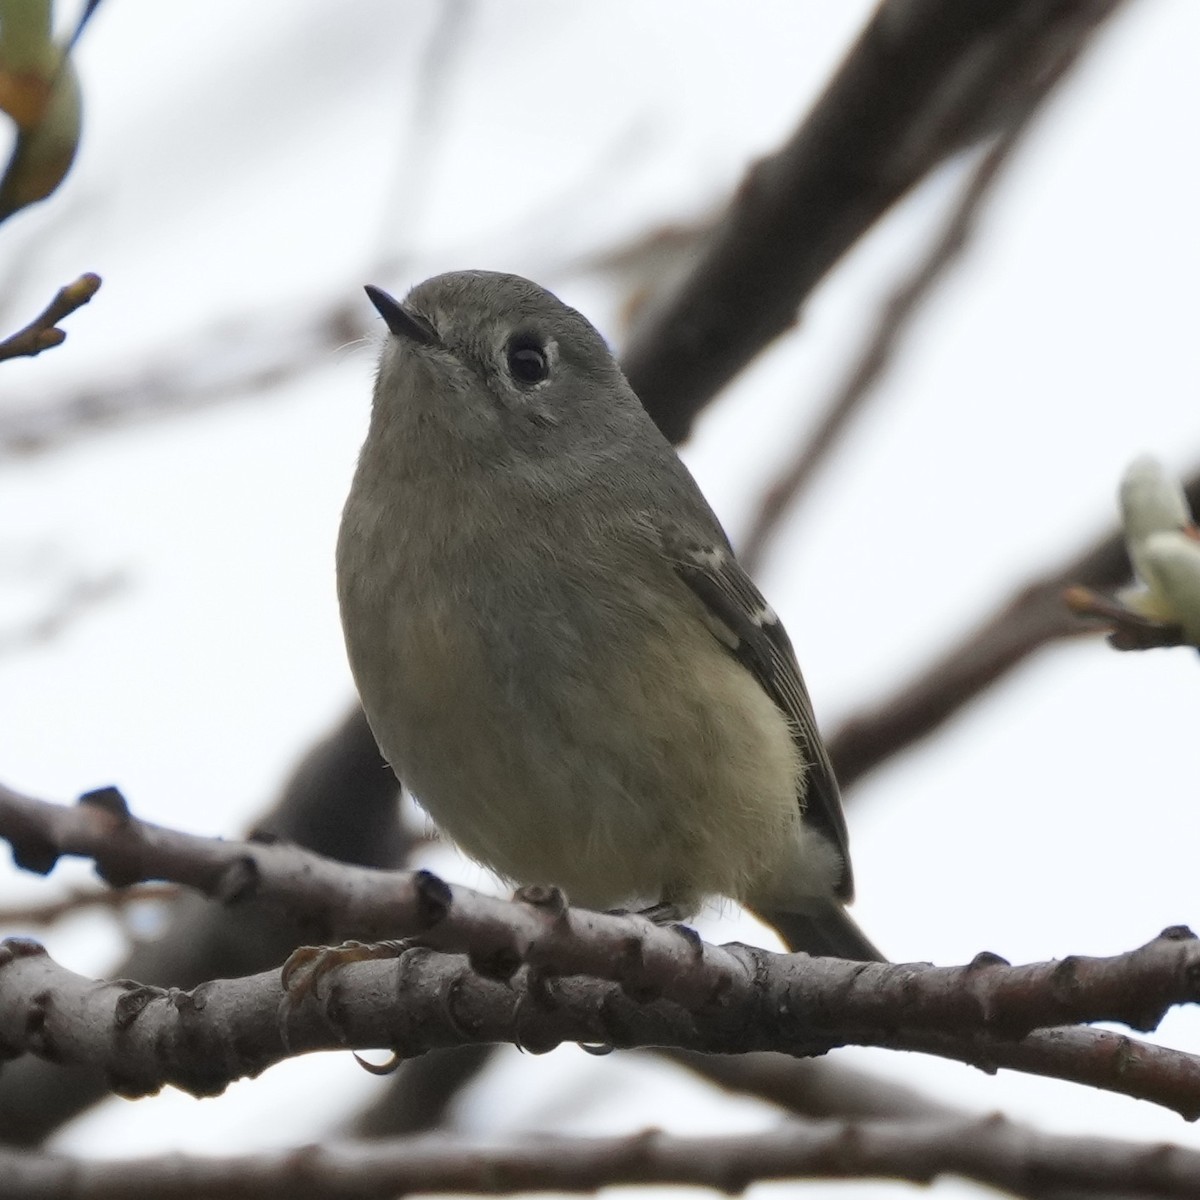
621, 0, 1126, 441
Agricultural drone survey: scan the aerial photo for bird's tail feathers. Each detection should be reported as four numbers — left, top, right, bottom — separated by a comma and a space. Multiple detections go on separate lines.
756, 901, 885, 961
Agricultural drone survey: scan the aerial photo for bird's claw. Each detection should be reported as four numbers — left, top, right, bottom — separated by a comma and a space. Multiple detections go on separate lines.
636, 901, 686, 926
281, 939, 408, 1006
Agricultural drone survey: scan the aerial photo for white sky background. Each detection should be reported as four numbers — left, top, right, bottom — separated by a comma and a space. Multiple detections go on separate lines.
1, 1, 1199, 1196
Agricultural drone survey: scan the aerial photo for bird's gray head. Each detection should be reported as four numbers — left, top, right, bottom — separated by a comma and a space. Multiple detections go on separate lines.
364, 271, 642, 463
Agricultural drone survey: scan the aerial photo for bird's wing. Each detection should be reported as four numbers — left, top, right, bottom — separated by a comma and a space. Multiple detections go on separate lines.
660, 525, 853, 900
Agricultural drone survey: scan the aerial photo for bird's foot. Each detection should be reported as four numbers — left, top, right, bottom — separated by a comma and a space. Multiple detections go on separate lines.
281, 939, 408, 1006
635, 901, 686, 926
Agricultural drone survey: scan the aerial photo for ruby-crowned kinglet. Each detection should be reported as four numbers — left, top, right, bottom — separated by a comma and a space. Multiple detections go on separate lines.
337, 271, 881, 960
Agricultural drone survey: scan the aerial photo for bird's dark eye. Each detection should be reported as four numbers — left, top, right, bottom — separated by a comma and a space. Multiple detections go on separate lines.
506, 335, 549, 384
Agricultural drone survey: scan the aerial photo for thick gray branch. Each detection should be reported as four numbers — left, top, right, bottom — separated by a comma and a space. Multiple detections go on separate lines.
6, 786, 1200, 1047
1, 923, 1200, 1114
0, 708, 407, 1145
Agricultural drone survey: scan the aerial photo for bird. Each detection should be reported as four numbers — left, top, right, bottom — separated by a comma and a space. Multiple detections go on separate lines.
336, 270, 881, 960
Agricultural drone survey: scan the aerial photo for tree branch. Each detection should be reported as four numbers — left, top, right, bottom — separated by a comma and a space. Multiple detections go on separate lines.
829, 466, 1200, 789
665, 1048, 958, 1120
4, 784, 1200, 1029
0, 707, 408, 1145
2, 789, 1200, 1112
0, 566, 125, 656
355, 1043, 1112, 1199
0, 4, 1128, 456
622, 0, 1126, 441
3, 1115, 1200, 1199
0, 882, 177, 929
7, 784, 1200, 1038
0, 292, 360, 457
0, 934, 1198, 1116
0, 272, 99, 362
0, 783, 754, 1012
739, 72, 1062, 571
345, 1044, 495, 1138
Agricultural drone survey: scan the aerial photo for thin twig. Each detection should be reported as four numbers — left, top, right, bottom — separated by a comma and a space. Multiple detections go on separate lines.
0, 5, 1128, 453
3, 1115, 1200, 1199
740, 3, 1123, 569
660, 1052, 1153, 1200
0, 883, 177, 930
0, 292, 360, 456
0, 568, 126, 656
740, 119, 1050, 570
373, 0, 474, 276
0, 273, 100, 363
828, 467, 1200, 790
739, 131, 1021, 570
353, 1042, 1100, 1199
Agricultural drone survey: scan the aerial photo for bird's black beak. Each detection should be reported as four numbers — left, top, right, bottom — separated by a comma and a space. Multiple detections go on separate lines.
364, 285, 438, 345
